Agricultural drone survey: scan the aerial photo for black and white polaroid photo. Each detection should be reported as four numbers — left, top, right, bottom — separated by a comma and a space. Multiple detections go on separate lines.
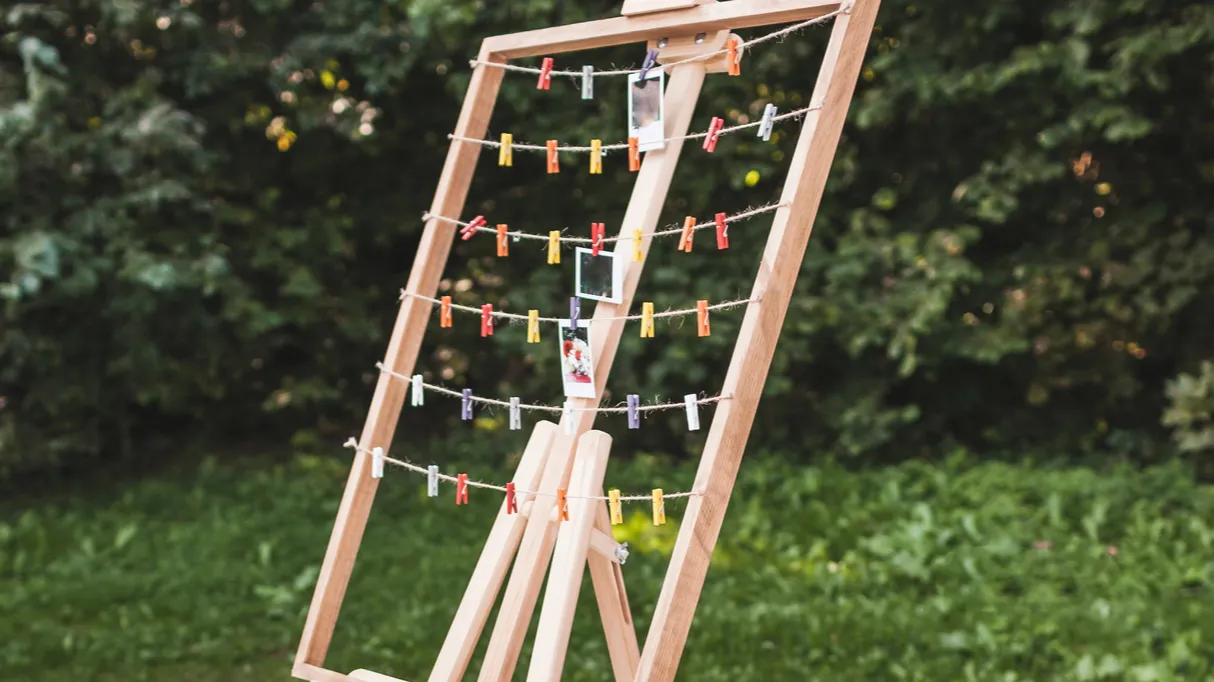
575, 247, 623, 303
556, 319, 596, 399
628, 69, 665, 152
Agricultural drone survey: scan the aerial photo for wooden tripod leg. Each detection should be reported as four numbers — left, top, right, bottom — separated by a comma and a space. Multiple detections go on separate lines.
588, 503, 639, 681
427, 421, 558, 682
526, 431, 614, 681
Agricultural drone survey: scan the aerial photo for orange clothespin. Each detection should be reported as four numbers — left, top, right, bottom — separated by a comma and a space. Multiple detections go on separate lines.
726, 38, 741, 76
527, 310, 540, 343
640, 302, 655, 338
591, 222, 605, 256
548, 231, 561, 264
546, 140, 560, 174
496, 224, 509, 257
537, 57, 553, 90
678, 216, 695, 252
456, 473, 469, 505
651, 489, 666, 525
702, 117, 724, 152
715, 212, 728, 250
505, 481, 518, 515
460, 215, 486, 240
697, 300, 710, 337
609, 489, 623, 525
499, 133, 513, 166
440, 296, 453, 328
589, 139, 602, 174
628, 137, 641, 171
556, 488, 569, 522
481, 304, 494, 337
632, 228, 643, 262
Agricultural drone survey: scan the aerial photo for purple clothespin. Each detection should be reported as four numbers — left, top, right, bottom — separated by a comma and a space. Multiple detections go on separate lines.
569, 297, 580, 331
638, 49, 658, 82
627, 394, 640, 429
461, 389, 473, 421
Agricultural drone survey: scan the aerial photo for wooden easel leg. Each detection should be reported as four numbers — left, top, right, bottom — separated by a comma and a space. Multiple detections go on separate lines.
427, 421, 558, 682
526, 431, 614, 681
588, 504, 640, 682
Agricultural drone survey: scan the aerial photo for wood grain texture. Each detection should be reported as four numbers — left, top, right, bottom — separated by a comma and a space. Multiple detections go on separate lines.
349, 670, 409, 682
633, 0, 882, 680
588, 503, 641, 681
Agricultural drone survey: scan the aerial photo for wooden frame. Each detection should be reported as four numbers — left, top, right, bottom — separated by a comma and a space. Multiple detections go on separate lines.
294, 0, 880, 680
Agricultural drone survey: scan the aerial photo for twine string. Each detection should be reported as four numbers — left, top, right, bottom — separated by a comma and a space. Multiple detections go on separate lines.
400, 291, 759, 324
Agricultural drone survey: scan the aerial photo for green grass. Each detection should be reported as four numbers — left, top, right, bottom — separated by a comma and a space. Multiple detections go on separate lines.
2, 450, 1213, 682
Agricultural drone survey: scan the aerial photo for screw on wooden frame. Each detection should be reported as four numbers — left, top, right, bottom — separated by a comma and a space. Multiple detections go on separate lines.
694, 32, 706, 44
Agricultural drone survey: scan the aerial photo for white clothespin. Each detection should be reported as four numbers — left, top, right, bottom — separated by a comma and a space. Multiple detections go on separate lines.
427, 464, 439, 497
510, 397, 521, 430
582, 65, 594, 100
684, 394, 700, 431
758, 104, 777, 141
371, 447, 384, 479
411, 374, 424, 406
563, 400, 575, 435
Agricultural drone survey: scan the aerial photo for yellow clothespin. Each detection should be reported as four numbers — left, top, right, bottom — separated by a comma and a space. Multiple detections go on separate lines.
589, 139, 602, 174
640, 302, 655, 338
548, 231, 561, 264
609, 489, 623, 525
632, 228, 643, 262
679, 216, 695, 252
527, 310, 541, 343
651, 489, 665, 525
496, 224, 509, 257
499, 133, 513, 167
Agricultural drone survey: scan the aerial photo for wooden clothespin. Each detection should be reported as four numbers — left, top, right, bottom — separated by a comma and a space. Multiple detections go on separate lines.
591, 222, 605, 256
481, 304, 494, 337
537, 57, 553, 90
427, 464, 439, 497
703, 117, 724, 152
548, 230, 560, 264
652, 489, 666, 525
556, 488, 569, 522
411, 374, 424, 406
509, 397, 521, 430
632, 228, 643, 262
461, 389, 473, 421
628, 137, 640, 171
697, 300, 710, 337
684, 394, 700, 431
726, 38, 741, 76
581, 65, 594, 99
758, 104, 776, 141
609, 489, 623, 525
569, 297, 580, 330
562, 399, 575, 435
496, 224, 509, 257
527, 310, 540, 343
371, 447, 384, 479
640, 302, 655, 338
627, 394, 640, 429
589, 140, 603, 174
440, 296, 453, 328
505, 481, 518, 514
678, 216, 695, 252
715, 212, 728, 250
546, 140, 559, 174
460, 215, 486, 241
456, 473, 469, 505
499, 133, 513, 166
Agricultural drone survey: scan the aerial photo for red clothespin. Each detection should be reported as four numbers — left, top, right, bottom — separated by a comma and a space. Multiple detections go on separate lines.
456, 473, 469, 505
679, 216, 695, 252
505, 481, 518, 515
726, 38, 741, 76
481, 304, 494, 337
628, 137, 641, 172
715, 212, 729, 250
537, 57, 553, 90
460, 215, 486, 240
697, 300, 710, 337
703, 117, 724, 152
440, 296, 453, 328
556, 488, 569, 522
546, 140, 560, 174
591, 222, 605, 256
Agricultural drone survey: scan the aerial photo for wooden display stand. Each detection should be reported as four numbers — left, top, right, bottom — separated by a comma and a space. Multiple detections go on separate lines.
292, 0, 880, 680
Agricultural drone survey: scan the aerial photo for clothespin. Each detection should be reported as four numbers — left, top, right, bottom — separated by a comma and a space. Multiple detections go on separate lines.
537, 57, 553, 90
627, 394, 640, 429
548, 231, 560, 264
581, 65, 594, 100
640, 302, 655, 338
505, 481, 518, 514
496, 224, 509, 257
697, 300, 710, 337
461, 389, 473, 421
427, 464, 439, 497
678, 216, 695, 252
481, 304, 494, 337
638, 49, 658, 81
589, 140, 603, 174
684, 394, 700, 431
628, 137, 640, 172
562, 400, 574, 435
758, 103, 776, 141
609, 489, 623, 525
556, 488, 569, 522
527, 310, 540, 343
499, 133, 513, 166
726, 38, 741, 76
632, 228, 643, 262
460, 215, 486, 241
569, 297, 580, 330
456, 473, 469, 505
546, 140, 559, 174
652, 489, 666, 525
703, 117, 724, 152
440, 296, 453, 328
591, 222, 605, 256
715, 212, 729, 250
411, 374, 424, 406
371, 446, 384, 479
509, 397, 521, 430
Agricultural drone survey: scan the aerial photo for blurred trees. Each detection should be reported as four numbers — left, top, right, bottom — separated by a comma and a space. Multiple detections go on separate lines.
1, 0, 1212, 478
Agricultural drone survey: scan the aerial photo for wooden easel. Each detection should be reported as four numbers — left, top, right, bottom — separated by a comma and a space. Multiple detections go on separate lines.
292, 1, 880, 681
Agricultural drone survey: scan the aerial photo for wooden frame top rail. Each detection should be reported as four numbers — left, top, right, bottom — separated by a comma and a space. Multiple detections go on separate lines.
483, 0, 842, 58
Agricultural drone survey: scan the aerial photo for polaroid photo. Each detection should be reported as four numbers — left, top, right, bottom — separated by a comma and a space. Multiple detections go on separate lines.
575, 247, 623, 303
557, 319, 597, 399
628, 69, 665, 152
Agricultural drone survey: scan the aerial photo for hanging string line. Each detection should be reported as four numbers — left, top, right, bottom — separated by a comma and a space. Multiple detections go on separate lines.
345, 439, 701, 502
448, 104, 820, 153
399, 290, 758, 324
424, 202, 784, 244
467, 5, 850, 78
376, 363, 730, 414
